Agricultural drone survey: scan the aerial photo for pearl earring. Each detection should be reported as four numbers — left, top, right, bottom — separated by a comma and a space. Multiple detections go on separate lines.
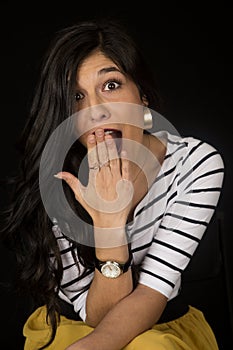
143, 107, 153, 130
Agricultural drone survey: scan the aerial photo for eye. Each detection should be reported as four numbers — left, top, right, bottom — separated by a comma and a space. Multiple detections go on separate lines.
104, 79, 122, 91
75, 92, 84, 101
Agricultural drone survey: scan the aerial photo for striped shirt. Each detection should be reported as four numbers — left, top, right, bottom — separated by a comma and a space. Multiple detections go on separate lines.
52, 130, 224, 321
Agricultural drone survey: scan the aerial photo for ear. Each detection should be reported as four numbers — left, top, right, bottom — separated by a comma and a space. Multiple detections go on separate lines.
141, 94, 149, 106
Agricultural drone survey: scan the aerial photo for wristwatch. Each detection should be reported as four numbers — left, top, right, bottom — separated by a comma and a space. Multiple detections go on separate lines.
95, 253, 133, 279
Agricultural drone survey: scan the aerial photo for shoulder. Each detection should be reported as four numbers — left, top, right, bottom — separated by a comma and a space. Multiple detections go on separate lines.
180, 135, 224, 172
155, 131, 224, 171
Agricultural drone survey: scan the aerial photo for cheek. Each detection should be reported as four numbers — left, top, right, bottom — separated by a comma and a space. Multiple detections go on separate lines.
73, 116, 89, 147
74, 109, 92, 140
75, 117, 85, 135
123, 84, 142, 103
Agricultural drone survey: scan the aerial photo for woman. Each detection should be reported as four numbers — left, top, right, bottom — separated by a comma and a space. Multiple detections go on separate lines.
1, 19, 224, 349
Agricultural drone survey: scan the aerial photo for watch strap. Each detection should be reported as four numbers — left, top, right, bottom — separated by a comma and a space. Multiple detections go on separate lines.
95, 251, 133, 274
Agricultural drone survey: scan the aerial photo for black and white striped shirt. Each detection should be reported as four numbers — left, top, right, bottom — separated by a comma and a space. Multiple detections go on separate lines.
52, 131, 224, 321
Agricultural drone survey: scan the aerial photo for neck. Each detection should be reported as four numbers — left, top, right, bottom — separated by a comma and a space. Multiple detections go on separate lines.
132, 133, 151, 184
128, 133, 165, 222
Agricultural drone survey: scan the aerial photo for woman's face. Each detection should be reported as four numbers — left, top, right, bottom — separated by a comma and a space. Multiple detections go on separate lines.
74, 50, 147, 149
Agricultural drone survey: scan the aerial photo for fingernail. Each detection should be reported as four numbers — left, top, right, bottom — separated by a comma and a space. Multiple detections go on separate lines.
54, 172, 63, 179
96, 129, 104, 137
87, 134, 96, 143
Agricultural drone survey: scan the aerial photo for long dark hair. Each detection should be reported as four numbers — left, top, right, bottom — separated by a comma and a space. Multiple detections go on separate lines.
0, 18, 161, 348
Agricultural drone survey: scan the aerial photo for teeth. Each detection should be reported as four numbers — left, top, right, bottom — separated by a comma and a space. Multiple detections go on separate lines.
104, 130, 114, 135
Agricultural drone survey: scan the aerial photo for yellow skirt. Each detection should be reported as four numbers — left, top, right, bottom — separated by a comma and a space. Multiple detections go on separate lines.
23, 305, 219, 350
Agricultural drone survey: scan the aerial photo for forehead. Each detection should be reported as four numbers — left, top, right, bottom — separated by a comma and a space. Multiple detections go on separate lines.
77, 50, 119, 76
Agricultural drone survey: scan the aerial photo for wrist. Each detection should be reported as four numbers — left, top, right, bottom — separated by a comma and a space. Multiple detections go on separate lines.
95, 250, 133, 278
95, 244, 130, 261
92, 212, 128, 229
94, 226, 128, 249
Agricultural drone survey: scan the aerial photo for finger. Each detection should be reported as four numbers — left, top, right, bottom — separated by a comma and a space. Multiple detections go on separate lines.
54, 171, 84, 203
95, 129, 109, 167
87, 134, 99, 170
120, 150, 130, 181
105, 135, 120, 171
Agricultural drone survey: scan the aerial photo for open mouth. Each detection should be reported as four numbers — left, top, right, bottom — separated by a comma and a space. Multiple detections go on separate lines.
102, 129, 122, 154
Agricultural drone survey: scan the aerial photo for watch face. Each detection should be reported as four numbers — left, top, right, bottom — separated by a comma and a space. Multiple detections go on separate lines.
101, 261, 122, 278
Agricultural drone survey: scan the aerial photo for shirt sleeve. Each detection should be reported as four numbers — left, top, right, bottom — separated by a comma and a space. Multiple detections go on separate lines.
52, 223, 93, 322
139, 138, 225, 299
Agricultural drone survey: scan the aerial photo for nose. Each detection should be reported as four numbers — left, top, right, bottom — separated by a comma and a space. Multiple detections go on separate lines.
89, 104, 111, 123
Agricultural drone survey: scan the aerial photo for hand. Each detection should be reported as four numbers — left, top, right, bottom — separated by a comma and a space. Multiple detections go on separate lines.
55, 129, 133, 229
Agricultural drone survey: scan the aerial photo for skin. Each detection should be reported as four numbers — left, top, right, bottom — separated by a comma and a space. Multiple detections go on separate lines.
55, 50, 167, 350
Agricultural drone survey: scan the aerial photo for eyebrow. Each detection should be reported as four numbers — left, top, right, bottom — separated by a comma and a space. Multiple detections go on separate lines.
98, 66, 122, 75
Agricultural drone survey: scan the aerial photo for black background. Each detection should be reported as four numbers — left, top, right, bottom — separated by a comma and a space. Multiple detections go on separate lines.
0, 2, 232, 349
